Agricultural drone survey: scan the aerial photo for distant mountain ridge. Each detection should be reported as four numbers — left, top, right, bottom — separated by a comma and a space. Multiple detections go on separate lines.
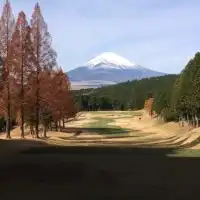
68, 52, 166, 89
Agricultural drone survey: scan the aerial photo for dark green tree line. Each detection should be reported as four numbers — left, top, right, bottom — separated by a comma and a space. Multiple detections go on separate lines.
74, 75, 178, 112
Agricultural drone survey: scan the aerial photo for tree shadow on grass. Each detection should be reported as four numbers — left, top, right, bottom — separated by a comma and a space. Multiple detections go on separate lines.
0, 139, 46, 152
60, 127, 132, 136
21, 145, 176, 155
1, 142, 200, 199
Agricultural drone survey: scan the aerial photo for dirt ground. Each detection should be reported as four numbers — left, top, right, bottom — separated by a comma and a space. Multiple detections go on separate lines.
1, 111, 200, 199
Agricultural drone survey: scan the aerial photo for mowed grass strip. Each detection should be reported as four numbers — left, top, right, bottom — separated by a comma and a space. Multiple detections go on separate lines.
168, 149, 200, 157
84, 117, 131, 136
88, 110, 142, 116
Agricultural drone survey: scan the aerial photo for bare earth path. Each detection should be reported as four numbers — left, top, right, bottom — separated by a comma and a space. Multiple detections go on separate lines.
1, 111, 200, 199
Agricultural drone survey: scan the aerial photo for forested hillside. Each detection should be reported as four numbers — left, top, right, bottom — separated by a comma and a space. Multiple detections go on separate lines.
74, 74, 179, 111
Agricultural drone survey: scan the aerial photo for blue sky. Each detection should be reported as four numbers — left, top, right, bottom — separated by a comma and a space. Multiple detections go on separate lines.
1, 0, 200, 73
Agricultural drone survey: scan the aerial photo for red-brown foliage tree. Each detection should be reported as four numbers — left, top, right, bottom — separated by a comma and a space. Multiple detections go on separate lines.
30, 3, 57, 137
39, 69, 53, 137
9, 11, 37, 138
49, 69, 76, 132
0, 0, 15, 138
0, 2, 76, 139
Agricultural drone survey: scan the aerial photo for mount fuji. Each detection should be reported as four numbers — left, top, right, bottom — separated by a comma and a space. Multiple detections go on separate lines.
68, 52, 165, 89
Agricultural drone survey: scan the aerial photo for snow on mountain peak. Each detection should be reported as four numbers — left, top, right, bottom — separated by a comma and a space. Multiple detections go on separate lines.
84, 52, 138, 69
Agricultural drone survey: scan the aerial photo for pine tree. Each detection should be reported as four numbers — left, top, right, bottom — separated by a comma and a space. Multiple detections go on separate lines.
177, 53, 200, 123
169, 78, 181, 121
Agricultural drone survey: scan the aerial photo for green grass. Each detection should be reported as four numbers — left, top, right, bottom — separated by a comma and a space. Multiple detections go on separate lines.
87, 117, 114, 127
83, 117, 131, 136
168, 149, 200, 157
88, 110, 142, 116
79, 111, 142, 136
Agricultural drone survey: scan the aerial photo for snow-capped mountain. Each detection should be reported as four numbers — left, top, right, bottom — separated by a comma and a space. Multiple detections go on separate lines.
85, 52, 139, 69
68, 52, 165, 89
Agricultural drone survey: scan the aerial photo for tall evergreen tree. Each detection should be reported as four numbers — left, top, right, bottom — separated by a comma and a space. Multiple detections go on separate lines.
177, 53, 200, 121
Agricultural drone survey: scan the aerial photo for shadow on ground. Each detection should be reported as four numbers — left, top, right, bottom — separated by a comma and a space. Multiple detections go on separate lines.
60, 127, 131, 136
1, 139, 200, 199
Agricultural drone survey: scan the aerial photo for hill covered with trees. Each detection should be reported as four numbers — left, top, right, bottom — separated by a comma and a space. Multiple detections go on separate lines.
74, 74, 179, 111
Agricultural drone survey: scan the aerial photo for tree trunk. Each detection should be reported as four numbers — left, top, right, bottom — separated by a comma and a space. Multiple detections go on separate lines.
35, 81, 39, 138
5, 7, 11, 139
195, 115, 199, 128
43, 124, 47, 138
178, 117, 181, 127
186, 115, 189, 125
6, 115, 11, 138
35, 19, 40, 139
50, 122, 52, 131
6, 89, 11, 139
180, 118, 183, 127
20, 96, 24, 138
58, 120, 61, 132
20, 40, 24, 138
30, 125, 34, 138
20, 106, 24, 138
55, 121, 58, 132
192, 116, 195, 128
62, 118, 65, 129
